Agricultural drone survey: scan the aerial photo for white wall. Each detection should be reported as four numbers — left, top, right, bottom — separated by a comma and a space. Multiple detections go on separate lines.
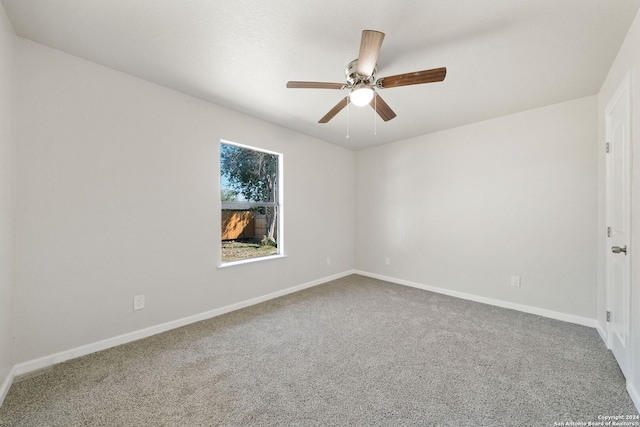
355, 96, 598, 320
0, 1, 15, 403
598, 7, 640, 410
13, 38, 355, 364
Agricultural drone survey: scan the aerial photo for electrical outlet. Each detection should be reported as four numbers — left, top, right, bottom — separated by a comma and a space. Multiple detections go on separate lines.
385, 257, 391, 266
133, 295, 145, 310
510, 276, 521, 287
326, 257, 331, 266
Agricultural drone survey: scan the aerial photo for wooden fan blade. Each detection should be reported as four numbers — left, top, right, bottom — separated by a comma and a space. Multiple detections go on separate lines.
287, 81, 345, 89
377, 67, 446, 88
319, 97, 349, 123
356, 30, 385, 77
369, 92, 396, 122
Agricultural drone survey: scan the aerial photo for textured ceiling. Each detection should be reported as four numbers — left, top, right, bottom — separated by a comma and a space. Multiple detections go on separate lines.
2, 0, 639, 150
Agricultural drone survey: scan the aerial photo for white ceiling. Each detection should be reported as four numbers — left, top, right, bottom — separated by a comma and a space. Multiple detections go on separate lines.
2, 0, 639, 150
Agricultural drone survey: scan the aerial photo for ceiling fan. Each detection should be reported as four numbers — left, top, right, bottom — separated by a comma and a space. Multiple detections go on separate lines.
287, 30, 447, 124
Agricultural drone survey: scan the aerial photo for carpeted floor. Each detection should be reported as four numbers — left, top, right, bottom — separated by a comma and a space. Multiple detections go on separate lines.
0, 274, 637, 426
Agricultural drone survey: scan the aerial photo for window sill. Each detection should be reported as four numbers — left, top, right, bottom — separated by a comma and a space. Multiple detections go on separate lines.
218, 254, 287, 269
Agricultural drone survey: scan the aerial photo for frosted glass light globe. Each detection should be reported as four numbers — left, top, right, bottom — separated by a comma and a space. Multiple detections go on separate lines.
350, 86, 374, 106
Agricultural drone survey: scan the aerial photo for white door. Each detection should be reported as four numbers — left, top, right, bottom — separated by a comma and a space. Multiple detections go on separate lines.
605, 73, 632, 379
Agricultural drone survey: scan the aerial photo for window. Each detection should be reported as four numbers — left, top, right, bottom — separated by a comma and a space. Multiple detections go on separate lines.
220, 141, 282, 265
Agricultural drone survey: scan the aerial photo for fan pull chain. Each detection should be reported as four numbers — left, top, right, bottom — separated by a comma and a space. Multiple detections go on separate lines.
346, 98, 350, 139
374, 93, 377, 136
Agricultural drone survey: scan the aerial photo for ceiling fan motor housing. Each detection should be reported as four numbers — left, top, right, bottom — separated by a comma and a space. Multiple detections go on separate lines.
345, 59, 376, 87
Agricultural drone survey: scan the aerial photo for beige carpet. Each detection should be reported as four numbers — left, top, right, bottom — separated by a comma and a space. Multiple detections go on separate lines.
0, 274, 637, 426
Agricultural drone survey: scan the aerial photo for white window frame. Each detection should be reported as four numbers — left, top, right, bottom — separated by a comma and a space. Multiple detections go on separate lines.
218, 140, 285, 267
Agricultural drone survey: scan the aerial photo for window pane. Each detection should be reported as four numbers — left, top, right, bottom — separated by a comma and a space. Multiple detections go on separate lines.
220, 142, 280, 264
220, 144, 277, 202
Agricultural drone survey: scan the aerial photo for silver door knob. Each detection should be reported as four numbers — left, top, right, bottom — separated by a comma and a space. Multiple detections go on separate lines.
612, 245, 627, 255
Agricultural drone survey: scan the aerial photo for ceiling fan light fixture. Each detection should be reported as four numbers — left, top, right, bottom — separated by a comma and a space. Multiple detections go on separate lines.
350, 85, 374, 106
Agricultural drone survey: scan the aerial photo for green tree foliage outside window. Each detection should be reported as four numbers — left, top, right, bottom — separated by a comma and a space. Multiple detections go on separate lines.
220, 143, 279, 246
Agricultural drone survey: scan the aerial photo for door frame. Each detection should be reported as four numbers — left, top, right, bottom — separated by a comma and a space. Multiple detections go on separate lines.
604, 71, 632, 377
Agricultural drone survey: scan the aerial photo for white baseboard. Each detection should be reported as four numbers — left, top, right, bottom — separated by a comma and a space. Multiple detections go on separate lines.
354, 270, 598, 328
12, 270, 355, 379
595, 321, 608, 345
628, 381, 640, 414
0, 366, 16, 407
